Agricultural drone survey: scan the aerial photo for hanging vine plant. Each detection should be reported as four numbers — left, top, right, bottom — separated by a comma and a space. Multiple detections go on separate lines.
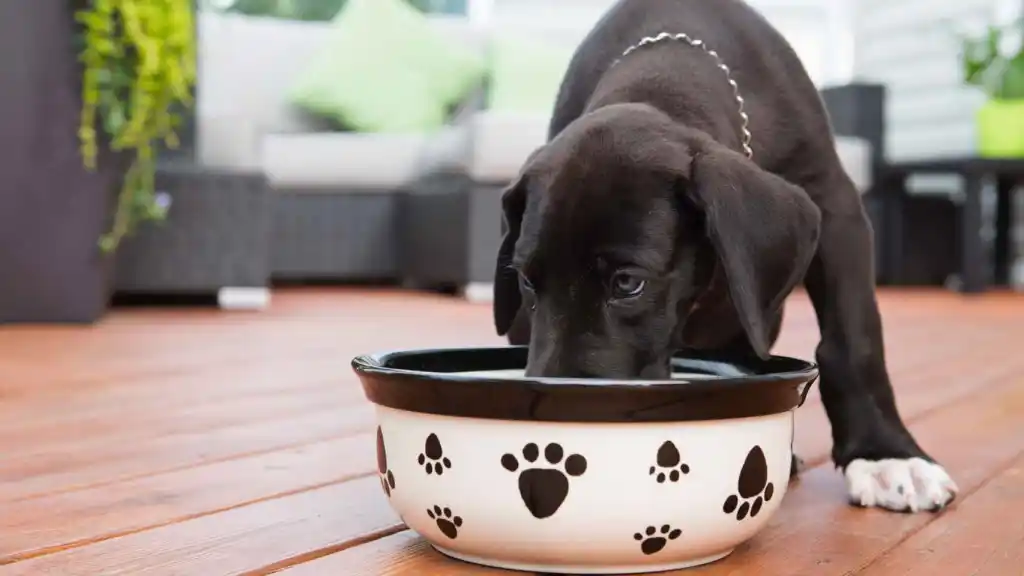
76, 0, 197, 253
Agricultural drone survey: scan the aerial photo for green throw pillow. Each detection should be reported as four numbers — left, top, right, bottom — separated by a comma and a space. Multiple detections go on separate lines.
487, 35, 574, 114
289, 0, 486, 133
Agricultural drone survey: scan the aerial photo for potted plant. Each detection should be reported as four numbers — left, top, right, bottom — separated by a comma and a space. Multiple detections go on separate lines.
77, 0, 197, 253
959, 18, 1024, 158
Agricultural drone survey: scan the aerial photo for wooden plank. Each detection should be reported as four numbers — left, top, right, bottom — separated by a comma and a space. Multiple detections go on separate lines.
19, 319, 999, 496
273, 531, 516, 576
0, 290, 504, 395
271, 362, 1024, 575
0, 384, 355, 459
0, 289, 996, 426
0, 354, 360, 429
1, 294, 1002, 502
0, 288, 989, 399
792, 319, 1023, 426
791, 334, 1024, 467
0, 433, 376, 563
0, 406, 375, 502
0, 389, 360, 463
1, 289, 1022, 575
4, 291, 970, 487
687, 377, 1024, 575
0, 315, 978, 466
0, 476, 402, 576
0, 332, 319, 395
856, 453, 1024, 576
0, 320, 498, 398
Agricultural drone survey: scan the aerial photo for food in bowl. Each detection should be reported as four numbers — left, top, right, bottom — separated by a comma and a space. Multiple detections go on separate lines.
353, 346, 817, 574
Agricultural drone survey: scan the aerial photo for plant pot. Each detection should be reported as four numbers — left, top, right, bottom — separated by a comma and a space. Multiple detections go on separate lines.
976, 99, 1024, 158
0, 0, 123, 323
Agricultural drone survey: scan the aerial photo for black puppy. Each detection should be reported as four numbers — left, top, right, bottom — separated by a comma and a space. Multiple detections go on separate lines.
492, 0, 957, 513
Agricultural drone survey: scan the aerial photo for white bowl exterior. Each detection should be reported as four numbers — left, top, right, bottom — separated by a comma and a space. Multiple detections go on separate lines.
374, 405, 795, 573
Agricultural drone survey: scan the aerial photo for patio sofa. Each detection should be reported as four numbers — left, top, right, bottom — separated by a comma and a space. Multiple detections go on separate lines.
194, 6, 882, 303
196, 7, 486, 283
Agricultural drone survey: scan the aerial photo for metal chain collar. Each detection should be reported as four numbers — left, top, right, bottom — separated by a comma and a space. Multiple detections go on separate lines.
611, 32, 754, 159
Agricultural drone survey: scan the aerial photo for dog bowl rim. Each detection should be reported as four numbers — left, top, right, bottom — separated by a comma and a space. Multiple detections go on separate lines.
353, 346, 818, 423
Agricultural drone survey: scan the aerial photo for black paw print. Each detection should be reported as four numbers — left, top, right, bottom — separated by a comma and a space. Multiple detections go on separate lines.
723, 445, 774, 521
649, 440, 690, 483
427, 505, 463, 539
376, 426, 396, 497
633, 524, 682, 555
417, 433, 451, 475
501, 442, 587, 519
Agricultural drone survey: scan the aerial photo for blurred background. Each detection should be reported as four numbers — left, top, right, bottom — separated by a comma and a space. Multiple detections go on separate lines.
2, 2, 1024, 571
0, 0, 1022, 322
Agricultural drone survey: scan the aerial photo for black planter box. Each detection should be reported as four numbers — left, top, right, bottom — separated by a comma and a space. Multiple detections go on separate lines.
0, 0, 122, 323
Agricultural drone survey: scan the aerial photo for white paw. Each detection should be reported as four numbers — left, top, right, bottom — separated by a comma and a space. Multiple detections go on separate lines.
845, 457, 959, 512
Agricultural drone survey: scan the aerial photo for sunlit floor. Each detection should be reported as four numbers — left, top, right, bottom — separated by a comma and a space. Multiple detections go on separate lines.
1, 287, 1023, 575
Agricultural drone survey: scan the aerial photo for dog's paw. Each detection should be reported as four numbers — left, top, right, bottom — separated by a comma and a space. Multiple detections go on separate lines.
845, 457, 958, 513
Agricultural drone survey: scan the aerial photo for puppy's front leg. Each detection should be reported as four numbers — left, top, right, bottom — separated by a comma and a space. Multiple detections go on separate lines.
803, 177, 958, 513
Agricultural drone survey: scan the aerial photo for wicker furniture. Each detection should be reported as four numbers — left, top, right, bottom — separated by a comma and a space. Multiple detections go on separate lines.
113, 162, 272, 309
197, 11, 485, 283
877, 158, 1024, 293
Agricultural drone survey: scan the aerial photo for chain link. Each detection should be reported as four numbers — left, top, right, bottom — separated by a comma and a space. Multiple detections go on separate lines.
611, 32, 754, 159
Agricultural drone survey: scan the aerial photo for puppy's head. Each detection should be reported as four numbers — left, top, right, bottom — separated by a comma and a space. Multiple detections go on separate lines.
494, 103, 820, 379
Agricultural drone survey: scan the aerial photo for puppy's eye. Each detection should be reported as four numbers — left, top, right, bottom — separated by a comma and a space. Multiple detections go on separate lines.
610, 272, 646, 299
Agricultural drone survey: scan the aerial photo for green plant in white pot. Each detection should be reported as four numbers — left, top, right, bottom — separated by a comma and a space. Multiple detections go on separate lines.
959, 18, 1024, 158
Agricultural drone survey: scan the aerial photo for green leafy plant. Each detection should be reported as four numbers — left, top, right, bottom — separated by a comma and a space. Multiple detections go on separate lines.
959, 18, 1024, 100
77, 0, 197, 253
210, 0, 466, 21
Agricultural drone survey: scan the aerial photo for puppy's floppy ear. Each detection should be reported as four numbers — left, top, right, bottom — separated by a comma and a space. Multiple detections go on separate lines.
668, 130, 821, 359
493, 171, 528, 336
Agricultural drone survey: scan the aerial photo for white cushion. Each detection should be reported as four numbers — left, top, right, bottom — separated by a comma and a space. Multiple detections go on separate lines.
468, 111, 550, 182
197, 12, 485, 171
198, 114, 265, 172
834, 136, 873, 193
261, 125, 471, 190
420, 125, 473, 175
262, 133, 426, 190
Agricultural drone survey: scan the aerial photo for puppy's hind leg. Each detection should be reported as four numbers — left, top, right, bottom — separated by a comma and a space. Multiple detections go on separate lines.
802, 170, 957, 513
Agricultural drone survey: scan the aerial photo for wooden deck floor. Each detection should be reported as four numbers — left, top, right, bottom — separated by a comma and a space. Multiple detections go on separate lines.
1, 288, 1023, 575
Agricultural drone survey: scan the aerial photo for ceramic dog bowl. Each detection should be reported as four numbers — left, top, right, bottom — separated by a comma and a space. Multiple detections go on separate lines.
352, 346, 817, 574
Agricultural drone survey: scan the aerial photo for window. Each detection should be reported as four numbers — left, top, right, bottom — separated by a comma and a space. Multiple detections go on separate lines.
202, 0, 469, 20
747, 0, 855, 86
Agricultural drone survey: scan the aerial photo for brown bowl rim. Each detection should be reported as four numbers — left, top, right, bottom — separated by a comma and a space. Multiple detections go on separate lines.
352, 346, 818, 423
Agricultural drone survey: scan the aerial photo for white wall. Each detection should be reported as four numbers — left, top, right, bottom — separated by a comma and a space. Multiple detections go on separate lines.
747, 0, 853, 87
481, 0, 616, 47
479, 0, 848, 86
851, 0, 1022, 161
851, 0, 1024, 284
